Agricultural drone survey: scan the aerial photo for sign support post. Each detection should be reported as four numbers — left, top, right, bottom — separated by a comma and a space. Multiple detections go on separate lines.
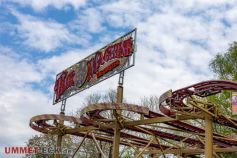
112, 71, 124, 158
55, 99, 66, 158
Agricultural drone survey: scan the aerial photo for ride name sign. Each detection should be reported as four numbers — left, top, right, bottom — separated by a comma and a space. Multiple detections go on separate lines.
53, 29, 136, 104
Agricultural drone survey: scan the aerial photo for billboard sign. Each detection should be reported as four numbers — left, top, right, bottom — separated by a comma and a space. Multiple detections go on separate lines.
232, 92, 237, 115
53, 29, 136, 104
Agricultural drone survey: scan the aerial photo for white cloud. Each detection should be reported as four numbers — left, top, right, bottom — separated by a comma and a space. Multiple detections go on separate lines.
11, 0, 87, 11
0, 46, 42, 89
71, 8, 105, 33
0, 46, 57, 157
0, 87, 57, 158
100, 0, 152, 28
12, 10, 87, 52
2, 0, 237, 157
36, 0, 237, 103
163, 0, 237, 14
51, 0, 237, 104
226, 5, 237, 24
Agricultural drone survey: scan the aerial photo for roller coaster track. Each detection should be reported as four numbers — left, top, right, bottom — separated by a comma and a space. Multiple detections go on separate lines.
30, 80, 237, 157
159, 80, 237, 128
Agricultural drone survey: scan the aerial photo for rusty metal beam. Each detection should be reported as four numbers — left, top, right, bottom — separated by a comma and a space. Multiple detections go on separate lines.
124, 117, 176, 126
112, 84, 123, 158
92, 133, 106, 158
55, 112, 65, 158
65, 126, 98, 134
135, 137, 154, 158
205, 114, 213, 158
72, 131, 90, 158
144, 147, 237, 155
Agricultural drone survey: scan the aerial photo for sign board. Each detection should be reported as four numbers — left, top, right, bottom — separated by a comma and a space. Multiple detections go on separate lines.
53, 29, 136, 104
232, 92, 237, 115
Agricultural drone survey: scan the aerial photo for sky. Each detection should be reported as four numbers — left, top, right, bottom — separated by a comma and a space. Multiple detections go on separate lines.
1, 0, 237, 157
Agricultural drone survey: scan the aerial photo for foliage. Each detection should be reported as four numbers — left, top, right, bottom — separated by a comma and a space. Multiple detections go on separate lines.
209, 42, 237, 81
209, 42, 237, 157
23, 134, 75, 158
209, 42, 237, 118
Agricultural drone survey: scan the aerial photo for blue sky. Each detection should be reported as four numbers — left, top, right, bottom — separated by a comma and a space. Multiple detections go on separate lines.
1, 0, 237, 157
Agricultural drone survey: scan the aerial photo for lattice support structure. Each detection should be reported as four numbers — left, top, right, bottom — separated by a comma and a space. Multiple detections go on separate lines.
30, 80, 237, 157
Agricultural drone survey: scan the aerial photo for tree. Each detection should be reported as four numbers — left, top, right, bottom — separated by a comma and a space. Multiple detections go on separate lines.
24, 134, 75, 158
209, 42, 237, 118
210, 42, 237, 81
209, 42, 237, 157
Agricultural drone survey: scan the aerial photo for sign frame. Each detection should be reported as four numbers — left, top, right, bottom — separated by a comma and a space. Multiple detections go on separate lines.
53, 28, 137, 105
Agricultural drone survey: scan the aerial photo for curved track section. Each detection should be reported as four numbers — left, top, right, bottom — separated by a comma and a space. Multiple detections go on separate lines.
159, 80, 237, 128
30, 80, 237, 156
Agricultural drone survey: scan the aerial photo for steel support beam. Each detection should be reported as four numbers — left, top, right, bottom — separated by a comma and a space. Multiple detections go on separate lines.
205, 114, 213, 158
66, 126, 98, 134
143, 147, 237, 155
72, 132, 90, 158
112, 122, 121, 158
55, 111, 64, 158
124, 117, 176, 126
112, 82, 123, 158
92, 133, 106, 158
135, 137, 154, 158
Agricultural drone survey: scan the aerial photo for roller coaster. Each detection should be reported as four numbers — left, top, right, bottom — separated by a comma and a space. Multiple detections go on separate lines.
30, 80, 237, 158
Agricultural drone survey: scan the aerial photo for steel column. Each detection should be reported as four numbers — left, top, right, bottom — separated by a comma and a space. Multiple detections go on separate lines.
112, 121, 121, 158
205, 114, 213, 158
55, 111, 64, 158
112, 72, 124, 158
55, 99, 66, 158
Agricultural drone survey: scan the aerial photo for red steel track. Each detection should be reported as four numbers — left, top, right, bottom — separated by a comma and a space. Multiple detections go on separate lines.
159, 80, 237, 128
30, 80, 237, 155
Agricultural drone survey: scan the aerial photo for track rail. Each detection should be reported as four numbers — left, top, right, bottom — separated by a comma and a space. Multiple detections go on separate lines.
30, 80, 237, 156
